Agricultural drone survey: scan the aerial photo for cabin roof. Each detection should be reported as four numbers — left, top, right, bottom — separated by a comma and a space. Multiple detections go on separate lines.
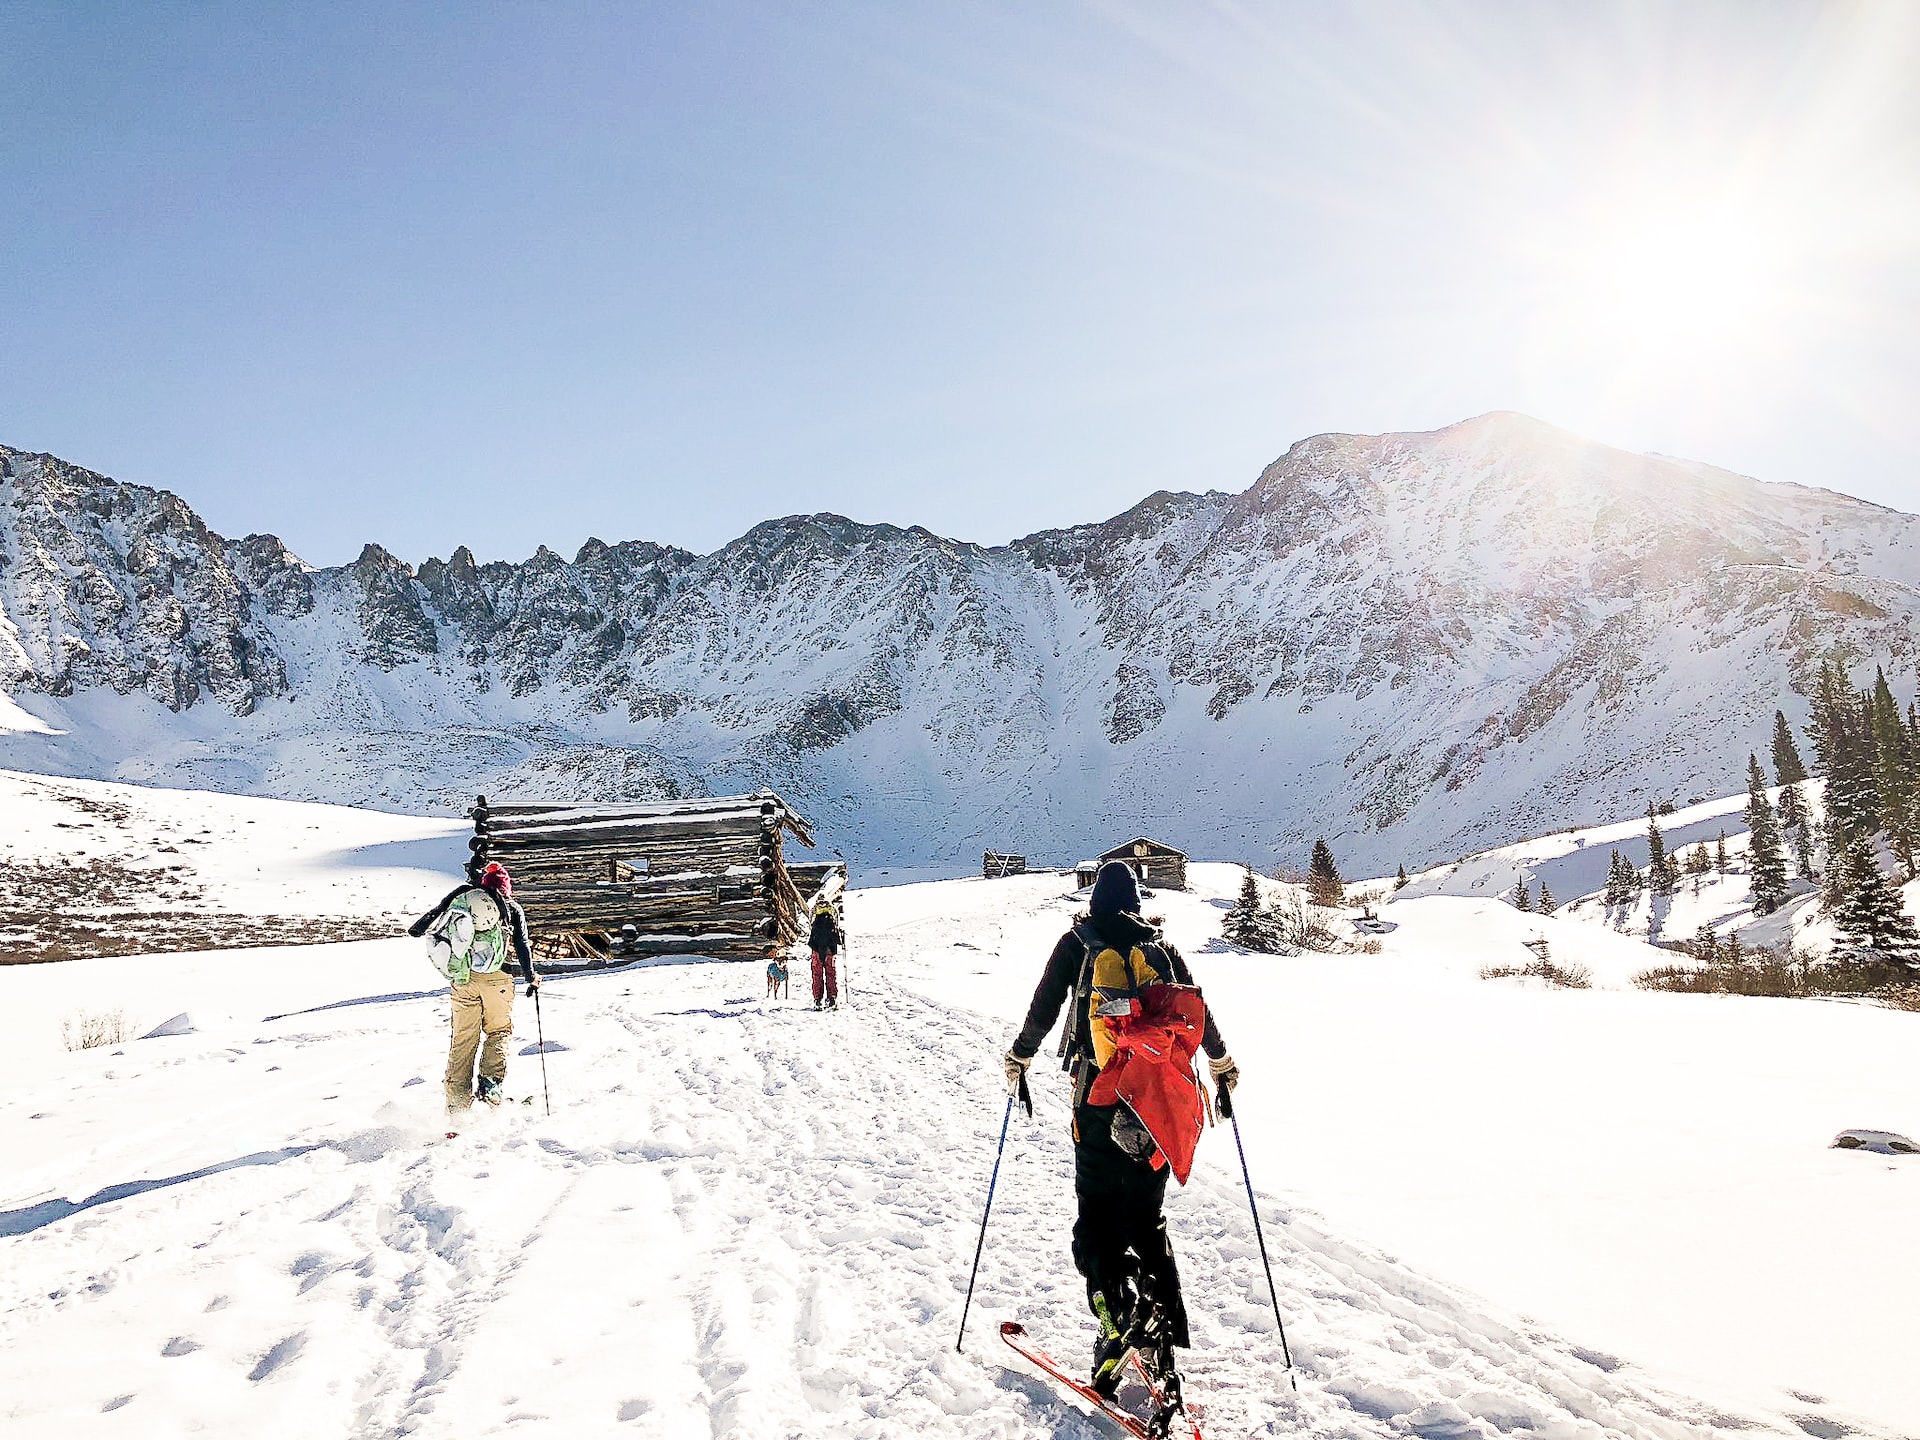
481, 790, 814, 847
1098, 837, 1188, 862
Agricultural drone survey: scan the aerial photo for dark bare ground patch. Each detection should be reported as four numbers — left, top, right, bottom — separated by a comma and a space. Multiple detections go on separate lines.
0, 856, 400, 964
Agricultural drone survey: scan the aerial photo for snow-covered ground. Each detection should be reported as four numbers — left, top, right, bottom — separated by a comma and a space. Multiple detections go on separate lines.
860, 868, 1920, 1435
0, 767, 466, 963
2, 784, 1916, 1438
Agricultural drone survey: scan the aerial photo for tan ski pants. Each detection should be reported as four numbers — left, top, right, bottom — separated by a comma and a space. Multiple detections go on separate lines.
446, 969, 514, 1110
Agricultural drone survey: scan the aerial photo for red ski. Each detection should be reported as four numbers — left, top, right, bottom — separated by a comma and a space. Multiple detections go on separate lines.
999, 1321, 1203, 1440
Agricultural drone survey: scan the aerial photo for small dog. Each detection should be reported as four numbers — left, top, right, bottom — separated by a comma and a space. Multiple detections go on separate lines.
766, 957, 790, 1000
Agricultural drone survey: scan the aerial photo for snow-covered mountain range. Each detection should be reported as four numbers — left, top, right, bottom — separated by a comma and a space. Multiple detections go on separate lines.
6, 412, 1919, 871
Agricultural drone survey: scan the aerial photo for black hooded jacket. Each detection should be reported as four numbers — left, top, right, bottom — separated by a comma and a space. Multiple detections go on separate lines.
1009, 908, 1225, 1065
808, 908, 843, 955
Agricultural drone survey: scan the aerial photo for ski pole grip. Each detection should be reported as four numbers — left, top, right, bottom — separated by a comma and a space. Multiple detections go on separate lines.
1017, 1071, 1033, 1118
1216, 1078, 1234, 1121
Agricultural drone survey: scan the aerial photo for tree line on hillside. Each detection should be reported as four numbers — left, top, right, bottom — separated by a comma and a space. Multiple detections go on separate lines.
1622, 660, 1920, 997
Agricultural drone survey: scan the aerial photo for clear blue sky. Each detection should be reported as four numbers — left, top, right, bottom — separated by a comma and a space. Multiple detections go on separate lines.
3, 2, 1917, 566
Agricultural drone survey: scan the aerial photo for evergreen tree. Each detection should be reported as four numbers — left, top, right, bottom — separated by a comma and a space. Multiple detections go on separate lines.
1514, 878, 1532, 911
1687, 844, 1710, 875
1832, 834, 1920, 964
1870, 667, 1918, 877
1806, 660, 1846, 777
1395, 863, 1408, 890
1308, 838, 1344, 907
1692, 924, 1719, 964
1808, 661, 1880, 850
1725, 930, 1746, 967
1906, 701, 1920, 814
1645, 806, 1677, 895
1714, 832, 1729, 874
1792, 817, 1815, 881
1536, 883, 1556, 915
1771, 709, 1808, 786
1603, 849, 1639, 907
1745, 753, 1790, 914
1821, 812, 1852, 911
1223, 866, 1277, 950
1777, 778, 1805, 836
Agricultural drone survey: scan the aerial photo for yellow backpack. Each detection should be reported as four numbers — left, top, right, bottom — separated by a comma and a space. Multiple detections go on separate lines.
1075, 924, 1173, 1069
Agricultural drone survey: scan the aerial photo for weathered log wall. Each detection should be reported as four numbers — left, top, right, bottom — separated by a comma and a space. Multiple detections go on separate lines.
466, 792, 818, 959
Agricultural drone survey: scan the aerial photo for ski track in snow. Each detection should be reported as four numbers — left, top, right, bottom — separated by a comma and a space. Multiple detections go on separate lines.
0, 958, 1843, 1440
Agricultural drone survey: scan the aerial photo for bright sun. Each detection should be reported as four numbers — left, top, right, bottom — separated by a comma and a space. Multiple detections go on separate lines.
1526, 195, 1799, 390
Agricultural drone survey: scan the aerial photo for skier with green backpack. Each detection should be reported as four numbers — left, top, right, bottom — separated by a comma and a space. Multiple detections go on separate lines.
408, 861, 541, 1114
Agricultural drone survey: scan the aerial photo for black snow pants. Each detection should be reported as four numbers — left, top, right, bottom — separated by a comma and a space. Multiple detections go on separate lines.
1071, 1100, 1191, 1348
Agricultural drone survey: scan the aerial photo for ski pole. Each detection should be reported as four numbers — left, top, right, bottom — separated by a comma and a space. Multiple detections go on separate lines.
1219, 1082, 1296, 1391
957, 1073, 1030, 1352
533, 983, 552, 1116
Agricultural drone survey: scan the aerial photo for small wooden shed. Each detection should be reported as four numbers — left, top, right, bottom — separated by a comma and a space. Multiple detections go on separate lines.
1074, 860, 1100, 889
466, 792, 832, 960
983, 851, 1027, 879
1098, 837, 1188, 891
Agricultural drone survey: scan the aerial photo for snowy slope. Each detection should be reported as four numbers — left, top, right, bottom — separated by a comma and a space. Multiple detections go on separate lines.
0, 767, 466, 961
9, 414, 1920, 874
2, 849, 1915, 1436
1395, 779, 1907, 958
858, 868, 1920, 1433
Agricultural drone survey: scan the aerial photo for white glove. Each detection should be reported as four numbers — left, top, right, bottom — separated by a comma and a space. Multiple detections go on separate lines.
1003, 1050, 1033, 1096
1209, 1053, 1240, 1097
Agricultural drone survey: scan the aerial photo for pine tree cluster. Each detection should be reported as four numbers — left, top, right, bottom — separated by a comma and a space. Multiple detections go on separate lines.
1603, 849, 1641, 907
1765, 666, 1920, 968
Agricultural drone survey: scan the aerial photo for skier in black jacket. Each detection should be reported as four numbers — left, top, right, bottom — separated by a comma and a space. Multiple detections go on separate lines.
807, 901, 843, 1009
1002, 861, 1239, 1399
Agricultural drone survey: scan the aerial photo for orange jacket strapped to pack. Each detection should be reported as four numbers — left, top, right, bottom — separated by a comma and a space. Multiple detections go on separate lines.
1076, 928, 1210, 1184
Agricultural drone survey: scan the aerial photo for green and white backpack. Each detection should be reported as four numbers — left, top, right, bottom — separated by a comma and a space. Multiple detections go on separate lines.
426, 887, 509, 984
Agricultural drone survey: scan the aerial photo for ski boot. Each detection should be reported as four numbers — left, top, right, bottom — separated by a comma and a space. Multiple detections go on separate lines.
477, 1076, 504, 1107
1088, 1288, 1137, 1398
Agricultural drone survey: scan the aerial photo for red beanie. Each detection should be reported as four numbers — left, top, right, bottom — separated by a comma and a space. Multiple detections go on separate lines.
480, 862, 512, 897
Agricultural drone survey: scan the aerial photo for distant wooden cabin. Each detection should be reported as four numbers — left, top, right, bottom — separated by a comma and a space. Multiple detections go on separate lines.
466, 792, 841, 961
983, 850, 1027, 879
1074, 861, 1100, 890
1098, 837, 1188, 891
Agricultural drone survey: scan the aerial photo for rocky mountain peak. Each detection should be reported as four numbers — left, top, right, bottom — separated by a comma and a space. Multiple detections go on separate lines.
5, 417, 1920, 873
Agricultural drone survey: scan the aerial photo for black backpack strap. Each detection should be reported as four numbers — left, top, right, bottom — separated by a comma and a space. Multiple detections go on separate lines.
1056, 923, 1103, 1065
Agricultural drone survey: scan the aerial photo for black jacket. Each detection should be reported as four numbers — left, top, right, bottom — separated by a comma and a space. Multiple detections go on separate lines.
1010, 910, 1225, 1064
408, 885, 537, 976
808, 909, 842, 955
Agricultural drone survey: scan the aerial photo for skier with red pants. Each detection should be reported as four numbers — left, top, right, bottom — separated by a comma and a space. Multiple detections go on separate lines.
808, 901, 843, 1009
1002, 861, 1239, 1403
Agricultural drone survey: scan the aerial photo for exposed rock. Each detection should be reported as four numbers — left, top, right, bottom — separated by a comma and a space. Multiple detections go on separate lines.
7, 414, 1920, 873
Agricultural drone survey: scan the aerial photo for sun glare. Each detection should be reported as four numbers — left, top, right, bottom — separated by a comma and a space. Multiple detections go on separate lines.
1520, 189, 1804, 401
1576, 210, 1778, 348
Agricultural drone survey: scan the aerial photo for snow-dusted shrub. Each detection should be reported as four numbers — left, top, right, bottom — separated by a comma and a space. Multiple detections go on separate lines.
1270, 894, 1377, 955
61, 1008, 129, 1051
1479, 957, 1591, 989
1881, 983, 1920, 1013
1635, 940, 1900, 998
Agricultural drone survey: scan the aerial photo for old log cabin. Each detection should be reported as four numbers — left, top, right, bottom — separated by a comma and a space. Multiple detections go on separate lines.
1098, 837, 1189, 891
467, 792, 841, 960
